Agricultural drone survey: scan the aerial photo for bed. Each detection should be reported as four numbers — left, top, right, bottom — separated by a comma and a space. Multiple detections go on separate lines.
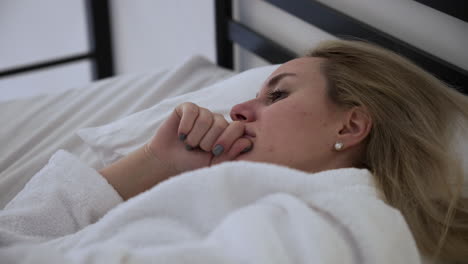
0, 0, 467, 212
0, 2, 467, 264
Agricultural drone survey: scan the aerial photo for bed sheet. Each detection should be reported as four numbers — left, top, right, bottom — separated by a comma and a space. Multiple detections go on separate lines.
0, 56, 233, 208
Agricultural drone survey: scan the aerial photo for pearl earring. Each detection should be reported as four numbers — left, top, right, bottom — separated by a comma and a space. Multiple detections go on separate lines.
334, 142, 344, 151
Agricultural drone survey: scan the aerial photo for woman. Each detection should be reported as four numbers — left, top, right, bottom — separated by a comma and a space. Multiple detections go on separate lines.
1, 40, 467, 264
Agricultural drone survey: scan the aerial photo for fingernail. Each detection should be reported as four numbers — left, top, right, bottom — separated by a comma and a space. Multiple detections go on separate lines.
241, 146, 252, 153
212, 144, 224, 156
185, 144, 194, 151
179, 133, 187, 141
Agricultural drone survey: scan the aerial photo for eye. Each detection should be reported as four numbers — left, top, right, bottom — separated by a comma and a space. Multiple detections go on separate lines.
267, 89, 288, 103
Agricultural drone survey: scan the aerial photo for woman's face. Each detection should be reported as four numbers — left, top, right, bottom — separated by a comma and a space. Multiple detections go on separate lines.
231, 57, 346, 172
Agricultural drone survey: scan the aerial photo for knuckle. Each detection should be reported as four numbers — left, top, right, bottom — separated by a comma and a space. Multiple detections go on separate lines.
199, 111, 214, 128
184, 102, 199, 115
212, 121, 227, 132
199, 107, 210, 113
214, 113, 226, 120
197, 118, 211, 129
182, 101, 196, 107
212, 117, 228, 130
213, 113, 225, 122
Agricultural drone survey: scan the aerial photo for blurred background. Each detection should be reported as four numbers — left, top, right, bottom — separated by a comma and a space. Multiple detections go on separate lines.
0, 0, 215, 101
0, 0, 466, 101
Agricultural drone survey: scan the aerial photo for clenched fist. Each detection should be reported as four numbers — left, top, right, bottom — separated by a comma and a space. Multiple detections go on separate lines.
147, 102, 253, 175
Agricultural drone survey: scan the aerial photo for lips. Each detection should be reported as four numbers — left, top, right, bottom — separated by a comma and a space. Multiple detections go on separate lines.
243, 128, 256, 138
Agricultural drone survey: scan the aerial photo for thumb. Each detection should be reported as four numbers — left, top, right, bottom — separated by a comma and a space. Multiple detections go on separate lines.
158, 110, 182, 136
149, 110, 182, 153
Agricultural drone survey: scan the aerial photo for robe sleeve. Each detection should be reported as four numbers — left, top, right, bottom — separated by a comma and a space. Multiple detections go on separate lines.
0, 150, 123, 246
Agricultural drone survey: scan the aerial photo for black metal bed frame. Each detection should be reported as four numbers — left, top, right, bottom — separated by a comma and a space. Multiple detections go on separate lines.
0, 0, 114, 80
215, 0, 468, 95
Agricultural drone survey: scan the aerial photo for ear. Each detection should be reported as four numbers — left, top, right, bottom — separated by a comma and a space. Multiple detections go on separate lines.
336, 107, 372, 150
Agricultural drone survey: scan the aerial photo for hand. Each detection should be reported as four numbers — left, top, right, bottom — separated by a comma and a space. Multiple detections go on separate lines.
100, 102, 253, 200
147, 102, 253, 175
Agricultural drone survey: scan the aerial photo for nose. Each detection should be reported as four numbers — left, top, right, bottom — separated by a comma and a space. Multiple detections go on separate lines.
230, 100, 256, 122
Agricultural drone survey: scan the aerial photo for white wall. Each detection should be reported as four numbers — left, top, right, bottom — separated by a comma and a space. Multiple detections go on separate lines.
0, 0, 215, 101
111, 0, 215, 74
0, 0, 89, 69
110, 0, 468, 73
0, 0, 92, 101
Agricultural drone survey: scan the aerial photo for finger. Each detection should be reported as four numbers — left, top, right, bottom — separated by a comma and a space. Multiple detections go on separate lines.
211, 121, 245, 157
185, 107, 214, 148
176, 102, 199, 140
199, 114, 229, 152
211, 137, 253, 165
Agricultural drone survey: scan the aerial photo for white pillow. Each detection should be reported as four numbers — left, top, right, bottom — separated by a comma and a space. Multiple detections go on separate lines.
77, 64, 280, 166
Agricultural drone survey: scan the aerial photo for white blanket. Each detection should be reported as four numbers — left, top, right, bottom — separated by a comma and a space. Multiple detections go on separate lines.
0, 150, 421, 263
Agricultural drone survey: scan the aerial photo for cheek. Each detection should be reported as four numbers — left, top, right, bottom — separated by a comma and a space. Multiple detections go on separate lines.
259, 107, 310, 146
260, 105, 332, 149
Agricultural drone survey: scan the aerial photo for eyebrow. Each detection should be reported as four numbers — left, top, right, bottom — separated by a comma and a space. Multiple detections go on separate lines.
255, 72, 297, 98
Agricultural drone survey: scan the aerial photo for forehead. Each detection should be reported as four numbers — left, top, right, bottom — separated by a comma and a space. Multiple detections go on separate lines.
271, 57, 325, 77
259, 57, 327, 93
255, 57, 329, 100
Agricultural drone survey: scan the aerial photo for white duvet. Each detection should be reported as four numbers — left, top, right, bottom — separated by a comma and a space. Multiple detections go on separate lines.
0, 150, 421, 264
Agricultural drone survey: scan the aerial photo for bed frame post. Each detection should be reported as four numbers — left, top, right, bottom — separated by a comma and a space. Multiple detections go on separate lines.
215, 0, 234, 70
85, 0, 115, 79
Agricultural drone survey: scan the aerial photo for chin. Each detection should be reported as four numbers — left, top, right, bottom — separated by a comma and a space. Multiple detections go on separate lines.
235, 150, 262, 162
234, 155, 247, 161
234, 152, 252, 161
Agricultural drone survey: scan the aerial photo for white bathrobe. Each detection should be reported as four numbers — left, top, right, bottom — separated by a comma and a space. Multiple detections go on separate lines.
0, 150, 421, 264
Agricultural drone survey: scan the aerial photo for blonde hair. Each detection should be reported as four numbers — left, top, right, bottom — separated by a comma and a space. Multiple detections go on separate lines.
307, 40, 468, 263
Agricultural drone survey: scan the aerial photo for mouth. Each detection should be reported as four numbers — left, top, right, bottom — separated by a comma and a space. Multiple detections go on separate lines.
243, 128, 256, 138
242, 134, 255, 140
